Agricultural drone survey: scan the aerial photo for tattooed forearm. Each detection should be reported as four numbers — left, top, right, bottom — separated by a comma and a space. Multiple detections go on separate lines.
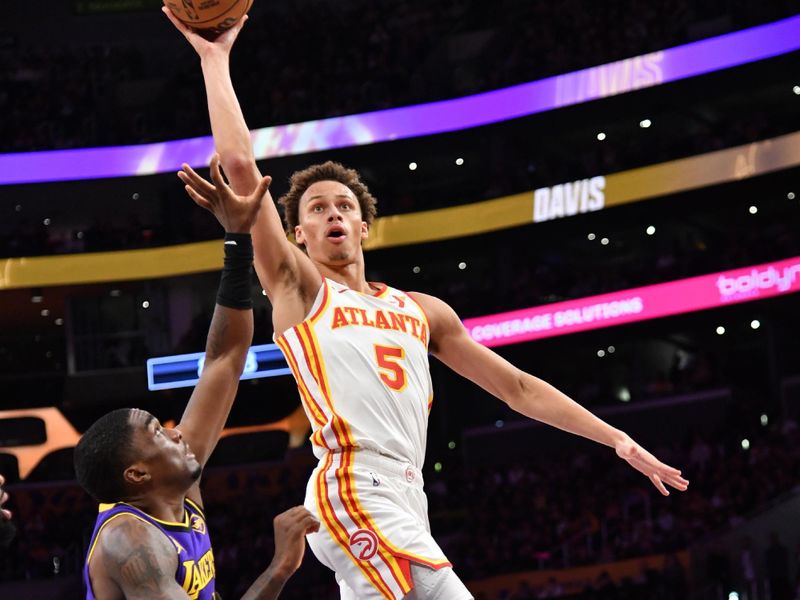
205, 307, 231, 359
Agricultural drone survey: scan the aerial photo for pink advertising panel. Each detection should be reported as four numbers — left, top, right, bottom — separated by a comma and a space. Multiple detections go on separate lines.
465, 257, 800, 348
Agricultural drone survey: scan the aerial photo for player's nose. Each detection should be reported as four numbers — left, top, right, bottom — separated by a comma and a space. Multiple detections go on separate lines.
166, 427, 183, 443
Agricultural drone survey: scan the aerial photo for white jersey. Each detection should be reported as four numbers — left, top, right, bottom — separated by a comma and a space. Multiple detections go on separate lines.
275, 278, 433, 469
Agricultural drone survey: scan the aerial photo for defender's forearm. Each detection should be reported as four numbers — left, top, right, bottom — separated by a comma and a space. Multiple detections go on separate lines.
240, 564, 292, 600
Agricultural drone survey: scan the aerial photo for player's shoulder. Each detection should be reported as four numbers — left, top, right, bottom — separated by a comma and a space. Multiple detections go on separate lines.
96, 512, 176, 566
405, 291, 464, 334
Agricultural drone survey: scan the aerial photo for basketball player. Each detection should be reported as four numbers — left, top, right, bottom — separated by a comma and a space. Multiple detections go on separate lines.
166, 9, 689, 599
74, 169, 319, 599
0, 473, 15, 548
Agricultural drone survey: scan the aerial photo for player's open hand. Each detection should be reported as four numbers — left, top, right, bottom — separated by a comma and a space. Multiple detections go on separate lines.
271, 506, 320, 580
0, 474, 11, 521
615, 434, 689, 496
162, 6, 248, 58
178, 154, 271, 233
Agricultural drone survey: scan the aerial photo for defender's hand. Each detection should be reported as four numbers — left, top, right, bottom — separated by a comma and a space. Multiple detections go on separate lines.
0, 474, 11, 520
270, 506, 320, 581
178, 154, 271, 233
615, 434, 689, 496
162, 6, 248, 58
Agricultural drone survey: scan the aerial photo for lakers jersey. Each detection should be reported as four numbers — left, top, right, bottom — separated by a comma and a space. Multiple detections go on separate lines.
84, 499, 216, 600
276, 278, 433, 469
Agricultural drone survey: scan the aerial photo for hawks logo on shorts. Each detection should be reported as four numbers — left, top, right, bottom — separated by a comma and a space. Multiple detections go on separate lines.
349, 529, 379, 560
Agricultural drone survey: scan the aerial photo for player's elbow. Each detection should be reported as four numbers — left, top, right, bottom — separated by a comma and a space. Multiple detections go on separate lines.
220, 153, 257, 186
504, 371, 544, 416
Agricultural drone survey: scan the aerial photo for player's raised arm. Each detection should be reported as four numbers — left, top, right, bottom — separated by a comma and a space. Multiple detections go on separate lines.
174, 156, 269, 474
163, 8, 320, 304
410, 292, 690, 497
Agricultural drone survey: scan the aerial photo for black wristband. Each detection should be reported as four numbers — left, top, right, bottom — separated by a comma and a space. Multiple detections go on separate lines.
217, 232, 254, 310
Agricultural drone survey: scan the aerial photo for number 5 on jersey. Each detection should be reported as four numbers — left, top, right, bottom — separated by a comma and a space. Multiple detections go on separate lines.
374, 345, 407, 392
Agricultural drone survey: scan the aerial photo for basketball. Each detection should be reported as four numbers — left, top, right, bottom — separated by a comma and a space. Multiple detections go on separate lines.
163, 0, 253, 35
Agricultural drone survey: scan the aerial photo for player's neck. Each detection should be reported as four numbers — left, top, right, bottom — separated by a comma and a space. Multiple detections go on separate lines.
315, 257, 374, 294
126, 492, 186, 524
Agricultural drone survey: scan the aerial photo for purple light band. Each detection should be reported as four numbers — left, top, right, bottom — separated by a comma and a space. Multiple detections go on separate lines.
1, 16, 799, 186
464, 257, 800, 348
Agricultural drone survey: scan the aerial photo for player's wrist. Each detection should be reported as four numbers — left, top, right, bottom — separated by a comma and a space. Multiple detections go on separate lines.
217, 233, 253, 309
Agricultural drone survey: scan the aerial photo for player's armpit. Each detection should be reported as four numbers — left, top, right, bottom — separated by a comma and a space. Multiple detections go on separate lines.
408, 292, 525, 402
98, 517, 188, 600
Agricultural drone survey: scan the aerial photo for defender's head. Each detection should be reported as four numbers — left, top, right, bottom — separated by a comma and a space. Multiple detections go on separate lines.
74, 408, 201, 504
278, 162, 377, 265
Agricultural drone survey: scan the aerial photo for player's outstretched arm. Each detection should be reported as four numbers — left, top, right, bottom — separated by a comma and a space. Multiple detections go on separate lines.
175, 155, 269, 475
241, 506, 321, 600
410, 292, 690, 497
163, 8, 320, 303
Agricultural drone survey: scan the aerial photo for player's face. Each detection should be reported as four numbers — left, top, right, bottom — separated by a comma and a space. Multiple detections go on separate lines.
129, 410, 202, 491
295, 181, 368, 265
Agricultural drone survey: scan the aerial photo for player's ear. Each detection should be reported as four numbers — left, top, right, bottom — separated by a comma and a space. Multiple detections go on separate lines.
295, 225, 306, 246
360, 221, 369, 241
124, 464, 151, 486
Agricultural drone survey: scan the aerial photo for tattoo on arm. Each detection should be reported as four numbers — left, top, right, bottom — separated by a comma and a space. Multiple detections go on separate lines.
118, 545, 166, 590
205, 307, 230, 359
101, 518, 186, 600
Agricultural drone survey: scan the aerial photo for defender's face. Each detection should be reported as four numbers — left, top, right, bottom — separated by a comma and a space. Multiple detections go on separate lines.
295, 181, 368, 264
128, 410, 201, 489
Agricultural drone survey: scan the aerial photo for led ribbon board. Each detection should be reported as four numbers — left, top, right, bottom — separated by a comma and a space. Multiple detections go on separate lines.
464, 257, 800, 348
147, 257, 800, 389
147, 343, 290, 391
1, 16, 799, 185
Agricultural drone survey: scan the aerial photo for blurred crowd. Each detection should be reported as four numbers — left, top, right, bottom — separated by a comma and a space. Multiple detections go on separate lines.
1, 0, 796, 153
3, 408, 800, 598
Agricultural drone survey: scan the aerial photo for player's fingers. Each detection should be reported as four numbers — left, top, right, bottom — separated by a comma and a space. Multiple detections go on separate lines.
252, 176, 273, 201
209, 154, 229, 189
0, 508, 11, 520
0, 490, 7, 504
179, 165, 217, 196
650, 474, 669, 496
0, 474, 5, 485
162, 6, 191, 35
185, 186, 214, 211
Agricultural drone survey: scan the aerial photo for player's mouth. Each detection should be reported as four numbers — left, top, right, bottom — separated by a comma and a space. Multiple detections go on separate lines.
326, 226, 347, 243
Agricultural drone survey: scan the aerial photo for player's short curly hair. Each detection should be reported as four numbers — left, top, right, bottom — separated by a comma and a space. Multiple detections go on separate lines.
278, 162, 378, 234
74, 408, 136, 503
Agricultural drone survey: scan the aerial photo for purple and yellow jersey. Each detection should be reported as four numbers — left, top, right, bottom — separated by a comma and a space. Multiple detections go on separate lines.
83, 498, 217, 600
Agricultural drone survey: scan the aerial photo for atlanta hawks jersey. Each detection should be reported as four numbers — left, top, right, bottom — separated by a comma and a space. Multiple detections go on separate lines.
275, 278, 433, 469
84, 499, 216, 600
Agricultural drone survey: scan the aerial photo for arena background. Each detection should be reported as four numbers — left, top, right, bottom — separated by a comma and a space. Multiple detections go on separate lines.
1, 1, 799, 598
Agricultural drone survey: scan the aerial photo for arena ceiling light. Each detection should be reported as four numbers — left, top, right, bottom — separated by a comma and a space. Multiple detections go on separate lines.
716, 326, 726, 335
639, 118, 652, 128
408, 162, 418, 171
600, 237, 610, 245
750, 319, 761, 330
748, 205, 758, 214
788, 192, 796, 200
587, 233, 596, 241
455, 158, 464, 166
646, 225, 656, 235
596, 132, 606, 141
794, 85, 800, 95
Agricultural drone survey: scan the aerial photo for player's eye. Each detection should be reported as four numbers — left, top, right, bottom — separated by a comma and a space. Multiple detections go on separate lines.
312, 205, 323, 213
